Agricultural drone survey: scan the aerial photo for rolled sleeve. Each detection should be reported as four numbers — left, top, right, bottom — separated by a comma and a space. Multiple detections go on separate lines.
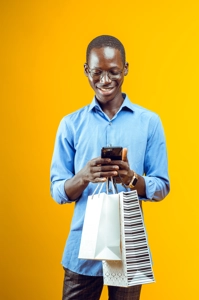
50, 118, 76, 204
144, 176, 170, 201
142, 115, 170, 201
50, 179, 70, 204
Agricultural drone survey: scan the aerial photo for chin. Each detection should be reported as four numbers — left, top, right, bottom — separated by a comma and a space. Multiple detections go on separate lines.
96, 94, 115, 103
95, 88, 119, 102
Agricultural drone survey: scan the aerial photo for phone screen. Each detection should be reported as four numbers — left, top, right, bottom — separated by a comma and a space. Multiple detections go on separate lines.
101, 147, 123, 160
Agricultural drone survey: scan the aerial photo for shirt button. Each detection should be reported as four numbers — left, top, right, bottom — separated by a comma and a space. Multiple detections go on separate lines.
109, 122, 111, 125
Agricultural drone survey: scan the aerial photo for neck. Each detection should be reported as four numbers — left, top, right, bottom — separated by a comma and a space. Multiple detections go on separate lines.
97, 94, 124, 119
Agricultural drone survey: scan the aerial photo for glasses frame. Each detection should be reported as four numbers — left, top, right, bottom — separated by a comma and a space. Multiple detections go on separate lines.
86, 64, 125, 81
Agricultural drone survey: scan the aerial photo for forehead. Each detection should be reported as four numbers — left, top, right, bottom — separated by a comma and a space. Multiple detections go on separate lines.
88, 47, 123, 68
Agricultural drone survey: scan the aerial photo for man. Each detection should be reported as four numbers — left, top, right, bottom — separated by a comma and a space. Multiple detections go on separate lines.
50, 35, 170, 300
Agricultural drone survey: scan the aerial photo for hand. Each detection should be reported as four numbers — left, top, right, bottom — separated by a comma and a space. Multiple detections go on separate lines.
81, 157, 120, 183
108, 148, 133, 184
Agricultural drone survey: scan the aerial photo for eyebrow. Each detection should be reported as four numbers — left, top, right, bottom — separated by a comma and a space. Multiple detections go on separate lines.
90, 66, 122, 70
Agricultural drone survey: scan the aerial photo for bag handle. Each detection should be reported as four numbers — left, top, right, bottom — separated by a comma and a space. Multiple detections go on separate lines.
91, 177, 117, 198
118, 173, 128, 191
106, 177, 117, 194
92, 181, 105, 197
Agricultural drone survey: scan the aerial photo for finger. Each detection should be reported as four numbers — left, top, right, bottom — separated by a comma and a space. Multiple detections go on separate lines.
100, 165, 119, 171
98, 171, 118, 178
94, 177, 107, 182
108, 160, 128, 170
122, 148, 128, 161
92, 165, 119, 173
93, 168, 118, 180
91, 158, 111, 166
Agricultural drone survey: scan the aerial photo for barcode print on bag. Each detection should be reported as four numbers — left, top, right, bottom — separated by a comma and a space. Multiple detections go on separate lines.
103, 190, 155, 287
122, 192, 154, 283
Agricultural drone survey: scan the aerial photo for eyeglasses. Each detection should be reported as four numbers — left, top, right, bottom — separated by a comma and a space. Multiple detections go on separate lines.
86, 65, 124, 80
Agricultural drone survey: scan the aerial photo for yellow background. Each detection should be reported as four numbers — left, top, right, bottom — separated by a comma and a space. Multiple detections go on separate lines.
1, 0, 199, 299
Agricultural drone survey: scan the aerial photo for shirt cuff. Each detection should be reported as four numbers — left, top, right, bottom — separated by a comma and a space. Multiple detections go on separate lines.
142, 176, 156, 201
50, 179, 74, 204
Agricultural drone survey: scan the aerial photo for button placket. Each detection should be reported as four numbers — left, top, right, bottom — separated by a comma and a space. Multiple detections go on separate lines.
107, 121, 113, 147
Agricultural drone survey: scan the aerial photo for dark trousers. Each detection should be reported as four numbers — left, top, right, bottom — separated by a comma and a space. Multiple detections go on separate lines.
62, 268, 142, 300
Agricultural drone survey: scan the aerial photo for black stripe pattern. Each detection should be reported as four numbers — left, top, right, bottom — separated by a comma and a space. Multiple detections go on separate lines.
103, 190, 155, 287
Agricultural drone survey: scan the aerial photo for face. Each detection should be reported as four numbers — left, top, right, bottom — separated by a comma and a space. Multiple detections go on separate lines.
84, 47, 128, 104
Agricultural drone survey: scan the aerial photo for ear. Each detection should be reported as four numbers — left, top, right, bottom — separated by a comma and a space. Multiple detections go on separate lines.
84, 63, 89, 77
124, 62, 129, 76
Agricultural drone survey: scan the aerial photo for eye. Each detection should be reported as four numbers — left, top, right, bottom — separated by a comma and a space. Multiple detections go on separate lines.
91, 70, 102, 76
109, 70, 121, 75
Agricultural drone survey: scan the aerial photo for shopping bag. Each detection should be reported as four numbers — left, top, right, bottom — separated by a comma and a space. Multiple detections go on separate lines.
78, 180, 121, 261
103, 190, 155, 287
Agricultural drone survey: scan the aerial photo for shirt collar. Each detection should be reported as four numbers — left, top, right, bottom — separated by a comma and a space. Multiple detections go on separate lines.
88, 93, 134, 113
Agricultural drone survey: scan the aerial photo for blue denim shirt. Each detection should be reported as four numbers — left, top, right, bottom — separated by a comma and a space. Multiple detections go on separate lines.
50, 94, 170, 276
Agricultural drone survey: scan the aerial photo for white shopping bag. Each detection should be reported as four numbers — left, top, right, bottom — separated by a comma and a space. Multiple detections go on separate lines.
78, 180, 121, 261
103, 190, 155, 287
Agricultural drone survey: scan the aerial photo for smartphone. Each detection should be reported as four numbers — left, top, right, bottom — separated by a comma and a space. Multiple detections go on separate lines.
101, 146, 123, 160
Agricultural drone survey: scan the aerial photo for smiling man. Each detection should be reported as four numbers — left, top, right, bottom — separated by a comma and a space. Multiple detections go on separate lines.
50, 35, 170, 300
84, 46, 128, 118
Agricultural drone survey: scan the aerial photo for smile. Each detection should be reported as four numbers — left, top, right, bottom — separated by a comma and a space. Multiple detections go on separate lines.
97, 86, 115, 93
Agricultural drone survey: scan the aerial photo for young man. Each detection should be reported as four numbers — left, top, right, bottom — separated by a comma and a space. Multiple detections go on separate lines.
50, 35, 170, 300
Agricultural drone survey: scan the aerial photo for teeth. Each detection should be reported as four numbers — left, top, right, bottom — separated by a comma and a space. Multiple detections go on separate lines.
100, 88, 113, 91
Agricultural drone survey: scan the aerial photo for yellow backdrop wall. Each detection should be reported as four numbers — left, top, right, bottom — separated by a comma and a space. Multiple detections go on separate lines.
1, 0, 199, 299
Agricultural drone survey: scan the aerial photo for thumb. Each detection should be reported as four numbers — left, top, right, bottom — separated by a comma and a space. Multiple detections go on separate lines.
122, 148, 128, 161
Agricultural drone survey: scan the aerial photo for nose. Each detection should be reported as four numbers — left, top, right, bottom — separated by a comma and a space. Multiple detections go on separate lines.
100, 71, 112, 83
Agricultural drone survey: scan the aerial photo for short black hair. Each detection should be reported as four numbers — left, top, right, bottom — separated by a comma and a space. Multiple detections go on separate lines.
86, 35, 126, 64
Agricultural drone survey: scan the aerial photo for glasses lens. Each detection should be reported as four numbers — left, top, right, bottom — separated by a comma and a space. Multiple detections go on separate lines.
90, 70, 102, 79
108, 72, 122, 80
88, 68, 123, 80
